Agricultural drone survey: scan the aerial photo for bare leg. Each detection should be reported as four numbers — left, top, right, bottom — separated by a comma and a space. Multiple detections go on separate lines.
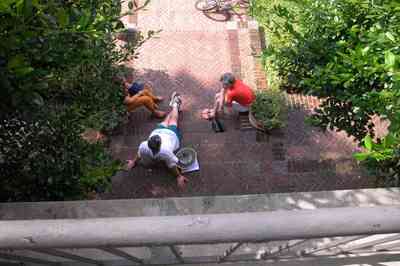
141, 87, 164, 102
202, 91, 223, 120
160, 112, 172, 127
125, 95, 166, 118
212, 92, 224, 117
140, 88, 159, 101
167, 104, 179, 127
160, 104, 179, 127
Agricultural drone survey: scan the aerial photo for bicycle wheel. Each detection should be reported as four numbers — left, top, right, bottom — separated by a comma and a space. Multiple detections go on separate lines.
203, 10, 231, 22
195, 0, 218, 11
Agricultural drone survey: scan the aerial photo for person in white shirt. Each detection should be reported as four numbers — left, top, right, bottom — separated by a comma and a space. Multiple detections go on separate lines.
125, 92, 189, 188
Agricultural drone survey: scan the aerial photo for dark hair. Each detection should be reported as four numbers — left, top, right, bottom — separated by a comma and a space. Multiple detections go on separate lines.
148, 135, 161, 155
128, 81, 145, 96
220, 73, 235, 88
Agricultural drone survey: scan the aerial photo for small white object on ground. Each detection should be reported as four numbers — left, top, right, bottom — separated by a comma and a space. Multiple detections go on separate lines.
180, 157, 200, 173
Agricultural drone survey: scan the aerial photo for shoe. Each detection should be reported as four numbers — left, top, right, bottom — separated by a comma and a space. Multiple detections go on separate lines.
211, 117, 225, 133
172, 97, 182, 111
169, 91, 178, 107
170, 93, 182, 111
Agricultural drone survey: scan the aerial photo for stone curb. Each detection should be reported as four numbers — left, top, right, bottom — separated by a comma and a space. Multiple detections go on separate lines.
1, 188, 399, 220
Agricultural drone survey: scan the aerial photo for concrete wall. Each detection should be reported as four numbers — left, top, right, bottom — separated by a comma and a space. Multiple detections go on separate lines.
1, 188, 400, 220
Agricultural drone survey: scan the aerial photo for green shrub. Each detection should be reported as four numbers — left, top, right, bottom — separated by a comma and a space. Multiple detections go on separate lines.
0, 0, 152, 201
252, 0, 400, 183
354, 134, 400, 186
80, 143, 122, 195
251, 90, 287, 130
252, 0, 400, 139
0, 113, 122, 201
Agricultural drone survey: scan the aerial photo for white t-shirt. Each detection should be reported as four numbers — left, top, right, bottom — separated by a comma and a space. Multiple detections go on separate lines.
138, 128, 180, 168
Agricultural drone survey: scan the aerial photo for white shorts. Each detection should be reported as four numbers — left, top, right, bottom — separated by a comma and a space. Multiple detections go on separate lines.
232, 101, 250, 112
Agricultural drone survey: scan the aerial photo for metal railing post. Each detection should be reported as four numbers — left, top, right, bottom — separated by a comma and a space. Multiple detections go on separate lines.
218, 242, 244, 263
302, 235, 368, 255
334, 234, 400, 255
30, 249, 102, 265
266, 240, 308, 257
98, 247, 143, 264
168, 245, 184, 264
0, 252, 59, 266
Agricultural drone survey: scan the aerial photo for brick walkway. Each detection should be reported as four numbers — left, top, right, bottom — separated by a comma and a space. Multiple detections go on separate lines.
103, 0, 375, 199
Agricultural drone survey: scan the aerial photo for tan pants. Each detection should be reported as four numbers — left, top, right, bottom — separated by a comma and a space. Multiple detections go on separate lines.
125, 89, 158, 113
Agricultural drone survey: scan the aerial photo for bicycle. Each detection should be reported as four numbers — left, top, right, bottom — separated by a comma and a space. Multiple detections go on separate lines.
195, 0, 250, 11
195, 0, 249, 12
195, 0, 249, 22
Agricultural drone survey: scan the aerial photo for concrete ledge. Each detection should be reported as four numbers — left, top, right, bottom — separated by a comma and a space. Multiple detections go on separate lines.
1, 188, 400, 220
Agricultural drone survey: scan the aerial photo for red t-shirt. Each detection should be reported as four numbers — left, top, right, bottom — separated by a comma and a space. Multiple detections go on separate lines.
226, 79, 255, 106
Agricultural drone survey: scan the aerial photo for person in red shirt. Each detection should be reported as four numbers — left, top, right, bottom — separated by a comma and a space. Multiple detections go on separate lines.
202, 73, 255, 119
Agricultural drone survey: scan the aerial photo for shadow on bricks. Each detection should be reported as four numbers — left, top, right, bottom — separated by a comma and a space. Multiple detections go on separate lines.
102, 70, 375, 200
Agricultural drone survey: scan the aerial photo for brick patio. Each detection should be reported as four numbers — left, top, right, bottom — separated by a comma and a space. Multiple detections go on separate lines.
102, 0, 375, 199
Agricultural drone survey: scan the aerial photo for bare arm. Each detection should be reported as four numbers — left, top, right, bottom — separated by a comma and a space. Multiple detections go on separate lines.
125, 152, 141, 170
224, 89, 233, 107
133, 152, 141, 164
169, 165, 189, 188
123, 81, 131, 96
219, 88, 225, 109
214, 88, 226, 113
169, 165, 180, 177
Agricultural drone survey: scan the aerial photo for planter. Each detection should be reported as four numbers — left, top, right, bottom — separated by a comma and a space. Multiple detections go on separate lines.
249, 90, 288, 133
248, 110, 267, 132
249, 110, 286, 137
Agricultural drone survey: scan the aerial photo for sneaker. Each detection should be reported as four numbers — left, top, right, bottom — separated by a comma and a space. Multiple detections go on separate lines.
211, 117, 225, 133
169, 91, 178, 107
172, 95, 182, 111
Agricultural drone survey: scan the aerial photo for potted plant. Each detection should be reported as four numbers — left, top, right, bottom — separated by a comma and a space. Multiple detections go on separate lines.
249, 89, 287, 131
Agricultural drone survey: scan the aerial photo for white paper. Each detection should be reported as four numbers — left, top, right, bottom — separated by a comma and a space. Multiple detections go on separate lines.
181, 157, 200, 173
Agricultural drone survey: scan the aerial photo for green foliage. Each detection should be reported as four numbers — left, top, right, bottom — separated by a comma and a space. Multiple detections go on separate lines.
0, 0, 150, 201
0, 113, 122, 201
252, 0, 400, 138
354, 133, 400, 186
251, 89, 287, 130
80, 143, 122, 194
252, 0, 400, 183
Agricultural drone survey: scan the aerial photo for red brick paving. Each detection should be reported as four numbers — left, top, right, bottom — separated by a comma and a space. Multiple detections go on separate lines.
102, 0, 375, 199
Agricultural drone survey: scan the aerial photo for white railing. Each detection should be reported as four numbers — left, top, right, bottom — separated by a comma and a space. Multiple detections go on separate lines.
1, 206, 400, 265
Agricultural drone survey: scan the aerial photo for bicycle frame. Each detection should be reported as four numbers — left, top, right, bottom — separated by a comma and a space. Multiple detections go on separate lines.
217, 0, 243, 10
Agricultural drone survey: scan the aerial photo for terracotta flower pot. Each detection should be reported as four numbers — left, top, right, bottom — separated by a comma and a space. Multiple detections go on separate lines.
248, 110, 267, 132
